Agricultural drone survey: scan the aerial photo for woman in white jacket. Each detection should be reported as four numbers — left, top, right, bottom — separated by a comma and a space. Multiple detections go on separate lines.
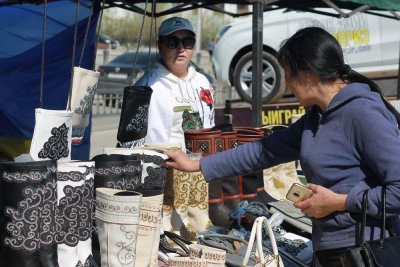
135, 17, 215, 239
135, 16, 215, 149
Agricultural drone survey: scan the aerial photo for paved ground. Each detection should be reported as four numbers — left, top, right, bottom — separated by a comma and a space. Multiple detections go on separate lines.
90, 114, 120, 158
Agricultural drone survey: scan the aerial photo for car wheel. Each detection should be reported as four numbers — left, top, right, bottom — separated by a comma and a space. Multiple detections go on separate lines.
233, 51, 285, 103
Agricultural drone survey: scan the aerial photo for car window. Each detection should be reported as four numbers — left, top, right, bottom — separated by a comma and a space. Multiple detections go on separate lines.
110, 52, 158, 65
110, 53, 134, 64
216, 26, 231, 42
136, 52, 158, 65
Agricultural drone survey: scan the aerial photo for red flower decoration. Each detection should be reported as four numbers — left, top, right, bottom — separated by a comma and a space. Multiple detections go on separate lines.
199, 88, 214, 108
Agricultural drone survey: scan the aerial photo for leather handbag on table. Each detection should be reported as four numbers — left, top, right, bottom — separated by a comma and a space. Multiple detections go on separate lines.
242, 216, 284, 267
197, 216, 284, 267
340, 186, 400, 267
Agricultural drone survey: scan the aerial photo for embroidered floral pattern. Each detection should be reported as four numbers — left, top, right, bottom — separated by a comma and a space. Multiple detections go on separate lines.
94, 165, 124, 176
142, 165, 168, 190
57, 170, 85, 182
119, 138, 145, 148
188, 172, 208, 210
4, 186, 43, 251
56, 165, 94, 246
3, 164, 57, 252
140, 154, 166, 166
38, 123, 70, 160
74, 83, 97, 118
84, 178, 96, 236
40, 179, 58, 245
125, 105, 149, 132
95, 196, 140, 224
199, 87, 214, 109
116, 225, 137, 265
56, 183, 93, 245
172, 170, 191, 212
2, 165, 56, 183
94, 164, 141, 191
134, 153, 168, 190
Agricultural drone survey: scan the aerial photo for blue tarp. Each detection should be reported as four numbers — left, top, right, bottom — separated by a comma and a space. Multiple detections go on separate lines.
0, 0, 99, 160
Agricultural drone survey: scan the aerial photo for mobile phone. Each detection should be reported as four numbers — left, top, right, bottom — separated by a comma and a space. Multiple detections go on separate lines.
286, 183, 313, 202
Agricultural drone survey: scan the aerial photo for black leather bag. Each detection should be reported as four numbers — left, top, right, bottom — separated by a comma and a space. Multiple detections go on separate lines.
117, 85, 153, 145
341, 186, 400, 267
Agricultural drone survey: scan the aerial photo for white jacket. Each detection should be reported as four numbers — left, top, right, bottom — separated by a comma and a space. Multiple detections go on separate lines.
135, 62, 215, 148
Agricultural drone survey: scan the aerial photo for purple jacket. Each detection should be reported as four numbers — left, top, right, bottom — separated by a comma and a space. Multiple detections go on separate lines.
201, 83, 400, 250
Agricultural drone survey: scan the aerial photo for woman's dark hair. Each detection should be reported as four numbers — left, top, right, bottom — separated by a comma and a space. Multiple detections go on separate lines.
277, 27, 400, 125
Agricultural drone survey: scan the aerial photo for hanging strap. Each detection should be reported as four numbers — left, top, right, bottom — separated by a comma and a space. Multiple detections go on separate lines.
78, 0, 95, 67
92, 0, 106, 71
39, 0, 47, 109
66, 0, 81, 111
129, 0, 149, 86
145, 0, 156, 85
359, 186, 387, 247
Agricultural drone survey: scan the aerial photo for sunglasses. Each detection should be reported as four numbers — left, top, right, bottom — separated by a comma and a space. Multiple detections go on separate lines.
160, 36, 196, 49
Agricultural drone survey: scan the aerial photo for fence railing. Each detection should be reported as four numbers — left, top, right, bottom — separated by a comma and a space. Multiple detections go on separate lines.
92, 89, 123, 115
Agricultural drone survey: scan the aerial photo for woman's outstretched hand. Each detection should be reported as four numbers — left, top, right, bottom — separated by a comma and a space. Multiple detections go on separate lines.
164, 149, 201, 172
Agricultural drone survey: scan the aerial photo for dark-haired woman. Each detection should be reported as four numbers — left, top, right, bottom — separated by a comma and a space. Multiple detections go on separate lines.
164, 27, 400, 267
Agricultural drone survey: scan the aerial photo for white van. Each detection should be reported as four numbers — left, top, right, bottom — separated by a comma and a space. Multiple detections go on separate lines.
212, 9, 400, 103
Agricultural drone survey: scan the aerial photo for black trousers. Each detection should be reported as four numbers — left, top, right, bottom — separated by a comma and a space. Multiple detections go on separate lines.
314, 247, 351, 267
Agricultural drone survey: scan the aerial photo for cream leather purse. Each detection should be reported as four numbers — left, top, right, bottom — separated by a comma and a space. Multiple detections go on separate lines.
242, 216, 284, 267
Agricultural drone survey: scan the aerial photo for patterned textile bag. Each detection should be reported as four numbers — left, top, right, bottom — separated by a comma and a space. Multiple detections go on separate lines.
117, 85, 153, 148
29, 108, 73, 161
29, 0, 73, 162
162, 129, 220, 240
135, 191, 164, 267
56, 160, 96, 267
69, 67, 99, 145
102, 147, 170, 266
95, 188, 142, 266
0, 160, 58, 267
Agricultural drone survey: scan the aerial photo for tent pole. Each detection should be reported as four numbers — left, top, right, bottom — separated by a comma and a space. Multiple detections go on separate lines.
397, 35, 400, 99
196, 8, 202, 65
251, 0, 263, 128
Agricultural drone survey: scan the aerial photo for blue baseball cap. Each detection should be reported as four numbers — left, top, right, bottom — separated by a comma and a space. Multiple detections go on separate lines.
158, 17, 196, 36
